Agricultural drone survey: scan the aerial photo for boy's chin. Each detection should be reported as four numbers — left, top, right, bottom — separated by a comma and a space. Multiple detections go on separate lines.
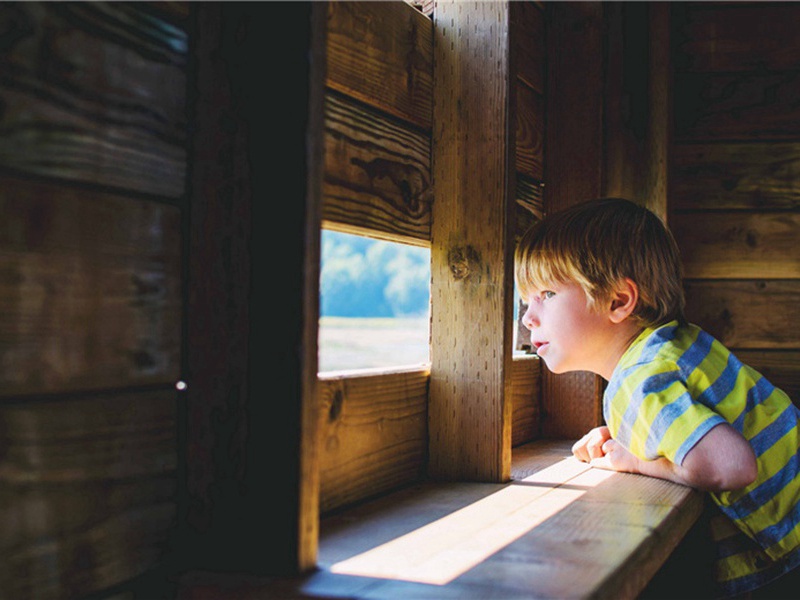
541, 361, 584, 375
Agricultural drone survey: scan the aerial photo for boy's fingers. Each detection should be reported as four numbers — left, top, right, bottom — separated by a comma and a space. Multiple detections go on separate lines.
587, 440, 605, 460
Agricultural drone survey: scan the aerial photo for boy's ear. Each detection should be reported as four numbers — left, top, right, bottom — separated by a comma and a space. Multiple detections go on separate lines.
608, 278, 639, 323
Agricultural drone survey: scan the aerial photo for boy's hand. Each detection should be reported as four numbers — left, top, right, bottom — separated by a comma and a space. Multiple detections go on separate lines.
572, 426, 612, 463
589, 438, 640, 474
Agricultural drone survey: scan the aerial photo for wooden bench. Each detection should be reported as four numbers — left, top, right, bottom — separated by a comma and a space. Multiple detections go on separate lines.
176, 440, 704, 599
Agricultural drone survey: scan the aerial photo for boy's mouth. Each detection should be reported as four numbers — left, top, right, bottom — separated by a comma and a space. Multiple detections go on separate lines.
532, 341, 548, 355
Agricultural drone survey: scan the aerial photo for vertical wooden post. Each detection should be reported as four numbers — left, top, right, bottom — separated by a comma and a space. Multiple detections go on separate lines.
185, 1, 324, 575
429, 0, 515, 481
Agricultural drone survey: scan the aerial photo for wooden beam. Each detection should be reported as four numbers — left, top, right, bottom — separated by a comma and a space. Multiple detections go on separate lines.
429, 0, 514, 482
185, 2, 324, 575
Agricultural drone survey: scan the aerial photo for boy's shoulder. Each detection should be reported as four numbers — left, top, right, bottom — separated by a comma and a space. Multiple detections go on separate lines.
620, 320, 731, 381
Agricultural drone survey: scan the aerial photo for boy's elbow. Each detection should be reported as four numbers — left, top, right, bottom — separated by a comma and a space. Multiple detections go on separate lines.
734, 450, 758, 489
690, 447, 758, 493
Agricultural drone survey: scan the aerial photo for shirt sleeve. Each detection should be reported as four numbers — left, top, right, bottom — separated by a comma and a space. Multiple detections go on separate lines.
606, 365, 728, 465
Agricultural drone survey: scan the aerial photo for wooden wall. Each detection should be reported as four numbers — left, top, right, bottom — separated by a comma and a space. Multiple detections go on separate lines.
0, 2, 187, 598
671, 2, 800, 402
319, 0, 544, 511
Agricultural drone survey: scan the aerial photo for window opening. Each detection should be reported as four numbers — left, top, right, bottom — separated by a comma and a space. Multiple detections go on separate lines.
319, 229, 430, 373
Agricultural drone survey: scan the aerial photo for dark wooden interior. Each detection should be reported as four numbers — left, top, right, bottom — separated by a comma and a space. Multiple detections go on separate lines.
1, 2, 798, 599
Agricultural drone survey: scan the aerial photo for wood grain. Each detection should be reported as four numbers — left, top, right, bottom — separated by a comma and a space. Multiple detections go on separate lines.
323, 91, 431, 244
429, 0, 514, 482
684, 279, 800, 350
511, 356, 541, 447
512, 1, 545, 94
326, 1, 433, 131
673, 3, 800, 73
672, 142, 800, 211
319, 368, 429, 514
674, 70, 800, 141
0, 2, 187, 198
515, 80, 545, 181
0, 175, 182, 397
674, 211, 800, 279
0, 390, 177, 599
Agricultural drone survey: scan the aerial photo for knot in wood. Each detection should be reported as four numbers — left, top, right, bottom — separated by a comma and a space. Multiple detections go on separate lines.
448, 245, 481, 281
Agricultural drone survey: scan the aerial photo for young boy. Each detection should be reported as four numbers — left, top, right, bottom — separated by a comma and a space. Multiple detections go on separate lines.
515, 198, 800, 598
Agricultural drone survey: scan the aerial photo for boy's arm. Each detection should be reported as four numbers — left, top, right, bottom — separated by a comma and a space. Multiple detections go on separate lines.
588, 422, 758, 493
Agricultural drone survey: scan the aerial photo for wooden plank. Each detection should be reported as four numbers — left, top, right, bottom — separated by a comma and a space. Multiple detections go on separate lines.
515, 81, 545, 181
0, 2, 187, 198
672, 142, 800, 211
0, 175, 182, 397
323, 91, 431, 244
733, 350, 800, 405
0, 390, 177, 599
326, 1, 433, 131
542, 1, 605, 440
674, 71, 800, 141
511, 357, 541, 447
674, 211, 800, 279
319, 368, 429, 514
673, 3, 800, 73
429, 0, 514, 482
684, 279, 800, 349
512, 1, 545, 94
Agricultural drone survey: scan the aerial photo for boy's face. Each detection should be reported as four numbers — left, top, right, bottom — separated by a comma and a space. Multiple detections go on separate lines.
521, 280, 616, 376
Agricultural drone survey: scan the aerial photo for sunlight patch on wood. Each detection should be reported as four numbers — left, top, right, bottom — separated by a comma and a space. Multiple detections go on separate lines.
330, 458, 615, 585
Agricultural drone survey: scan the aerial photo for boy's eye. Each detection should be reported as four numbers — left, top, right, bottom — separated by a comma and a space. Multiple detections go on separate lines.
542, 291, 555, 300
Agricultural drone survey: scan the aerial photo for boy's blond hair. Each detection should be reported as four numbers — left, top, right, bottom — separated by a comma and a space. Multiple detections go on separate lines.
515, 198, 686, 328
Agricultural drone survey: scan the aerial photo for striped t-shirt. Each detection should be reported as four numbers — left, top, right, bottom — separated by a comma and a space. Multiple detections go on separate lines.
604, 321, 800, 595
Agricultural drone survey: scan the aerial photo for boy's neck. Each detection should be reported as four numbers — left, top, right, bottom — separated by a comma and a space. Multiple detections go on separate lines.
596, 321, 644, 381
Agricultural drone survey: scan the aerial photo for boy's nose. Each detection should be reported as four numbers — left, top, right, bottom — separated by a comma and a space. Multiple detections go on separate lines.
521, 303, 538, 330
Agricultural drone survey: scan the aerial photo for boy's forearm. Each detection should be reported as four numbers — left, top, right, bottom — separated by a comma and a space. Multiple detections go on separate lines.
590, 424, 757, 492
630, 455, 695, 488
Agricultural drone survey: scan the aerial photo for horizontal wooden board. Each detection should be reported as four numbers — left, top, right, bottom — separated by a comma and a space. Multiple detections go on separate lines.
672, 142, 800, 211
323, 91, 431, 244
0, 176, 182, 396
301, 440, 701, 600
326, 1, 433, 131
515, 80, 545, 180
673, 3, 800, 73
674, 71, 800, 141
0, 2, 187, 198
733, 350, 800, 405
674, 211, 800, 279
512, 1, 545, 94
684, 279, 800, 350
0, 390, 177, 599
511, 356, 541, 447
319, 367, 429, 514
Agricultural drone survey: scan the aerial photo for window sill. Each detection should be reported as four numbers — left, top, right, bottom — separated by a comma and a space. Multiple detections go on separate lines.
179, 439, 703, 599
